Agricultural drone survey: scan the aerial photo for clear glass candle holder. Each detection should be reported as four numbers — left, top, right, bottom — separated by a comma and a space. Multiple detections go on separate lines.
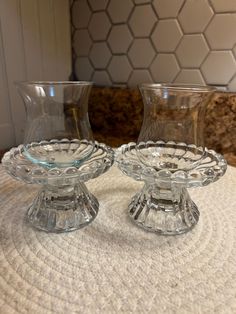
16, 81, 94, 168
137, 84, 215, 171
2, 81, 114, 233
115, 84, 222, 235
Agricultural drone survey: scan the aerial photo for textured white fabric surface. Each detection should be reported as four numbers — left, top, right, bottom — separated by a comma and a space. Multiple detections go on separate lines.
0, 164, 236, 313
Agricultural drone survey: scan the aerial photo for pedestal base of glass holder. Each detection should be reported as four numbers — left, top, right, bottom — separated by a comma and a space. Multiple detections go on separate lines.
129, 183, 199, 235
27, 183, 99, 233
2, 141, 114, 233
116, 142, 227, 235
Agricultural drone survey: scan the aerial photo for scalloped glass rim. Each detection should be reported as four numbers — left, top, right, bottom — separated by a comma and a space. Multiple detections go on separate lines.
2, 141, 114, 183
116, 142, 227, 187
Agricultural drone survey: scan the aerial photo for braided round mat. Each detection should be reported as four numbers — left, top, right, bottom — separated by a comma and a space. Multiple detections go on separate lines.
0, 165, 236, 313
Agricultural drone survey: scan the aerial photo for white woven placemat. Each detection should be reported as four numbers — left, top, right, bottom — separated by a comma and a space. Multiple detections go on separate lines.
0, 164, 236, 313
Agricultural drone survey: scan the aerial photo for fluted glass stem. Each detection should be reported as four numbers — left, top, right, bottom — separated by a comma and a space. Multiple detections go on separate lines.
27, 182, 99, 232
129, 182, 199, 235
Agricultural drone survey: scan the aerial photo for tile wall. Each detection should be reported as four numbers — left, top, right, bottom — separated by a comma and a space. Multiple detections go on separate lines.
71, 0, 236, 89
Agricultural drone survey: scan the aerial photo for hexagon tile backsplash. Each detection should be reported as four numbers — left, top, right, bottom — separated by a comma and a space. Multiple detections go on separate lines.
71, 0, 236, 89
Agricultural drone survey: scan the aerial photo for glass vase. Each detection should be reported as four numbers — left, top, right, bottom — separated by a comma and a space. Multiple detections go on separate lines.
16, 81, 94, 168
137, 84, 215, 171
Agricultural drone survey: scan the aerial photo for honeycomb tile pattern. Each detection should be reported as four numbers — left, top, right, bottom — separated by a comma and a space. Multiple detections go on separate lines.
151, 19, 182, 52
89, 42, 111, 69
108, 25, 132, 54
128, 5, 157, 37
128, 39, 155, 68
176, 35, 209, 68
72, 0, 236, 89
